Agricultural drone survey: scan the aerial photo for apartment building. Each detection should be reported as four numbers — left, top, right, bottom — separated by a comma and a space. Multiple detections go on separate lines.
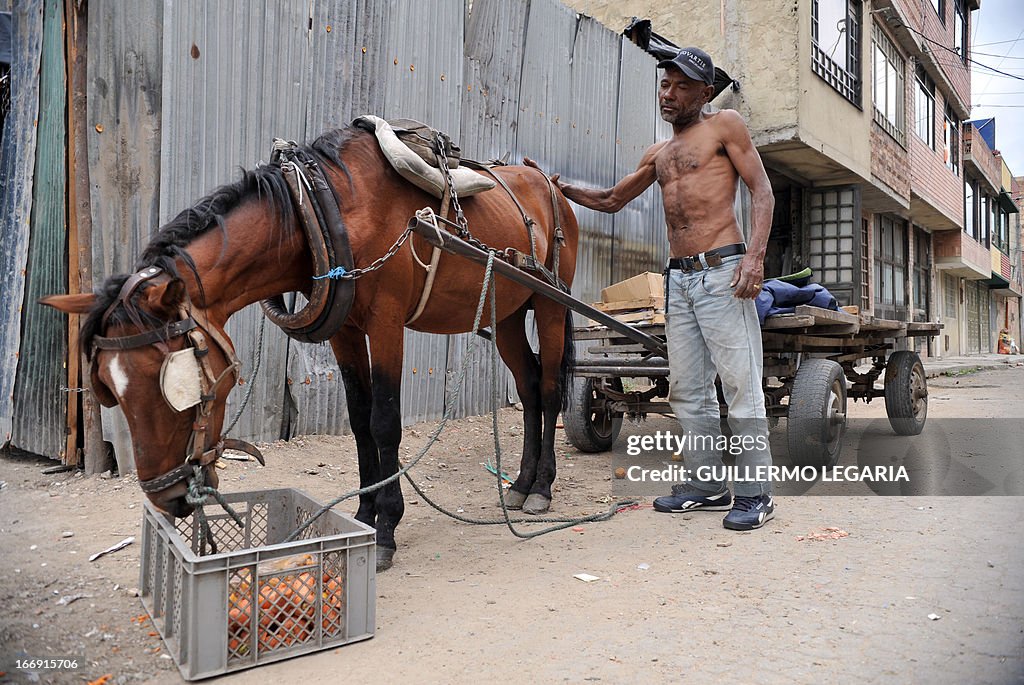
984, 147, 1022, 350
567, 0, 988, 357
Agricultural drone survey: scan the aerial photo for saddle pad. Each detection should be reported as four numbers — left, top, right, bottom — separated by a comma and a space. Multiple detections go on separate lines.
353, 114, 495, 199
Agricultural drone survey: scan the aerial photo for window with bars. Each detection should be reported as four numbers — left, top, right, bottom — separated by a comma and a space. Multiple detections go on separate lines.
915, 66, 935, 148
811, 0, 862, 107
874, 214, 907, 314
861, 217, 870, 310
808, 188, 858, 304
873, 24, 905, 145
944, 105, 960, 174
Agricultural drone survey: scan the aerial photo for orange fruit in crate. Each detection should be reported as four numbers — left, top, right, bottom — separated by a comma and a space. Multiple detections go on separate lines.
258, 583, 281, 613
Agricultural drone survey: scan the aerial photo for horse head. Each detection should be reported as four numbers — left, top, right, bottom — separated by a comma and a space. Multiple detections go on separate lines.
42, 267, 244, 518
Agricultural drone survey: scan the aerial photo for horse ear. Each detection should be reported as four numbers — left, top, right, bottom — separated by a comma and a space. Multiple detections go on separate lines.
141, 278, 188, 317
39, 293, 97, 314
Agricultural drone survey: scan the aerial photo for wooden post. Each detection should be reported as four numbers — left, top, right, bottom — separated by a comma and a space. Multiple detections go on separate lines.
67, 0, 107, 474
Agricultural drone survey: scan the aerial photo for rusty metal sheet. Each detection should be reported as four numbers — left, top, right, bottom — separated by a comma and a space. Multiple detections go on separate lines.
0, 0, 43, 450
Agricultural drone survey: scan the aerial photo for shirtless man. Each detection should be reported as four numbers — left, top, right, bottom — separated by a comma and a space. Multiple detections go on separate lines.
527, 47, 776, 530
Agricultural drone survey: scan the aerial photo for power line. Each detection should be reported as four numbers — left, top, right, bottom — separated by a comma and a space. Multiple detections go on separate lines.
896, 22, 1024, 80
974, 37, 1024, 48
971, 50, 1024, 60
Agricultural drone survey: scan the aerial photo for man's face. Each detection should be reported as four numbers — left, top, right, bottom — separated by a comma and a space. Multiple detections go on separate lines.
659, 68, 713, 126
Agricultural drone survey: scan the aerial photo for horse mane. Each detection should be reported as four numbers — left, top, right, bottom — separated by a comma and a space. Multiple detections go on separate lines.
80, 126, 366, 353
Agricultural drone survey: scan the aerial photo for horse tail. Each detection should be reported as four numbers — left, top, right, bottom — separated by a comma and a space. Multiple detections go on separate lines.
559, 309, 575, 411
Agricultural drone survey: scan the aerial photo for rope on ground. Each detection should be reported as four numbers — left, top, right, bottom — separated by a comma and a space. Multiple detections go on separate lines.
286, 242, 635, 543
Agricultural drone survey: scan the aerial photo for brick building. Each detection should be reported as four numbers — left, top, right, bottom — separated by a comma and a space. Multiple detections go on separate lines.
563, 0, 1008, 356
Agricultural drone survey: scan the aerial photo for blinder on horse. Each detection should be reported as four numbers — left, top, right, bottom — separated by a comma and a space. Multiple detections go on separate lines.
91, 266, 264, 496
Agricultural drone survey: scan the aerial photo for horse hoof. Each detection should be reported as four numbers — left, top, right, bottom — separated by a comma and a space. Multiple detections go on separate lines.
376, 547, 396, 573
502, 489, 528, 510
522, 494, 551, 515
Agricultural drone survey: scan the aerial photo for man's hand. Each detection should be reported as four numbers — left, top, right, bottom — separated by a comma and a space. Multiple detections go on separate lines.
523, 157, 566, 192
730, 254, 765, 299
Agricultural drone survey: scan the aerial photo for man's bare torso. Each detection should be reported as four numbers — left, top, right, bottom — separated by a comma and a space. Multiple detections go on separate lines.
654, 111, 744, 257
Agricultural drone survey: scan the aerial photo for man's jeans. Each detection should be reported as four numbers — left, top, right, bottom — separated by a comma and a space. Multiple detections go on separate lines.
665, 254, 772, 497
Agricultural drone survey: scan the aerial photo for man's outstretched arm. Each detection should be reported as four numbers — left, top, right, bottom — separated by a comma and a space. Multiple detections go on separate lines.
524, 142, 664, 213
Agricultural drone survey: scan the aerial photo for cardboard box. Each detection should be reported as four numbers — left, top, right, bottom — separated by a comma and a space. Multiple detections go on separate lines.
600, 272, 663, 303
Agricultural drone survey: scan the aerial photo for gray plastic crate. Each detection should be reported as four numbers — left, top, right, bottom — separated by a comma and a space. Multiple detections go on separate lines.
139, 488, 375, 680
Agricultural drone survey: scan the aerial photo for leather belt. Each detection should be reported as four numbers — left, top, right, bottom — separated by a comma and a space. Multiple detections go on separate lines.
667, 242, 746, 272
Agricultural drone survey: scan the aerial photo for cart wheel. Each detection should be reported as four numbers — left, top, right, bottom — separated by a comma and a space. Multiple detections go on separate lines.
884, 351, 928, 435
787, 359, 847, 467
563, 376, 624, 453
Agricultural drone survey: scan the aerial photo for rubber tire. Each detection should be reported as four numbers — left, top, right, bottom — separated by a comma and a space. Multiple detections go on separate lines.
787, 358, 847, 467
884, 350, 928, 435
563, 376, 624, 453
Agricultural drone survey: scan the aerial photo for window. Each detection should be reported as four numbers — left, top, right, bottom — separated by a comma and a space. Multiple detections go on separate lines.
944, 105, 960, 174
954, 0, 967, 64
944, 273, 957, 319
915, 66, 935, 148
994, 207, 1009, 253
1000, 208, 1009, 252
812, 0, 862, 106
986, 195, 995, 248
913, 227, 931, 319
873, 24, 905, 145
964, 178, 975, 239
930, 0, 945, 24
874, 214, 907, 312
808, 188, 858, 292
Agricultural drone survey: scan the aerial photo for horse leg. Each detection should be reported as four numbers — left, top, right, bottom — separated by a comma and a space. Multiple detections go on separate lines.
521, 298, 572, 515
494, 305, 543, 511
329, 329, 379, 530
364, 324, 406, 572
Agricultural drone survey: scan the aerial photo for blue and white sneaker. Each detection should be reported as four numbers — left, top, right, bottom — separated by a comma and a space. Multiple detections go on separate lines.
653, 484, 732, 513
722, 494, 775, 530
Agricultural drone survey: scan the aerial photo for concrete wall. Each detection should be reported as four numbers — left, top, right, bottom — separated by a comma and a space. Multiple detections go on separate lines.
965, 125, 1002, 194
909, 90, 964, 227
563, 0, 802, 146
894, 0, 971, 111
798, 0, 872, 181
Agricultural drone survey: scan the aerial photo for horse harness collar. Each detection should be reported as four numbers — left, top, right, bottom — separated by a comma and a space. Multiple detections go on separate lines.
259, 140, 356, 344
92, 266, 265, 496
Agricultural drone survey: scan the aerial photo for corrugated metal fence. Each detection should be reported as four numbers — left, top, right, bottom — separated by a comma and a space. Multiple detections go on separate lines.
2, 0, 674, 463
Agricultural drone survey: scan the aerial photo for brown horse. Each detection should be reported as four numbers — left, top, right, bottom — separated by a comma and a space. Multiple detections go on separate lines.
43, 126, 579, 571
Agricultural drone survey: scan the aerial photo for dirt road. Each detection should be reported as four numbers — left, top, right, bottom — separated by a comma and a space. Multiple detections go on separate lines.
1, 367, 1022, 684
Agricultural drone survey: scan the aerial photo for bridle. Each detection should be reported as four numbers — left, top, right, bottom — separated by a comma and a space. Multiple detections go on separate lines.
91, 266, 265, 497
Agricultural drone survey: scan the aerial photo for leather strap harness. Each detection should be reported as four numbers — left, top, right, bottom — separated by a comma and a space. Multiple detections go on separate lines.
260, 140, 357, 344
92, 267, 265, 496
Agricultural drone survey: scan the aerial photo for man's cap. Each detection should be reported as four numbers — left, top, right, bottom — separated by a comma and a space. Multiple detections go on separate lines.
658, 47, 715, 86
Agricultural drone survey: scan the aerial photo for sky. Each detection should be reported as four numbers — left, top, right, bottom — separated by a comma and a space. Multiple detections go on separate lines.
969, 0, 1024, 178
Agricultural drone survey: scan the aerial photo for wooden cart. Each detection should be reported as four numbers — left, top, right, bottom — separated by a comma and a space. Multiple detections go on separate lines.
567, 305, 942, 466
405, 214, 941, 467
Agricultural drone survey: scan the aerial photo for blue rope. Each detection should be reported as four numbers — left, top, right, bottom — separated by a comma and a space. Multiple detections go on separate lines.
313, 266, 348, 280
